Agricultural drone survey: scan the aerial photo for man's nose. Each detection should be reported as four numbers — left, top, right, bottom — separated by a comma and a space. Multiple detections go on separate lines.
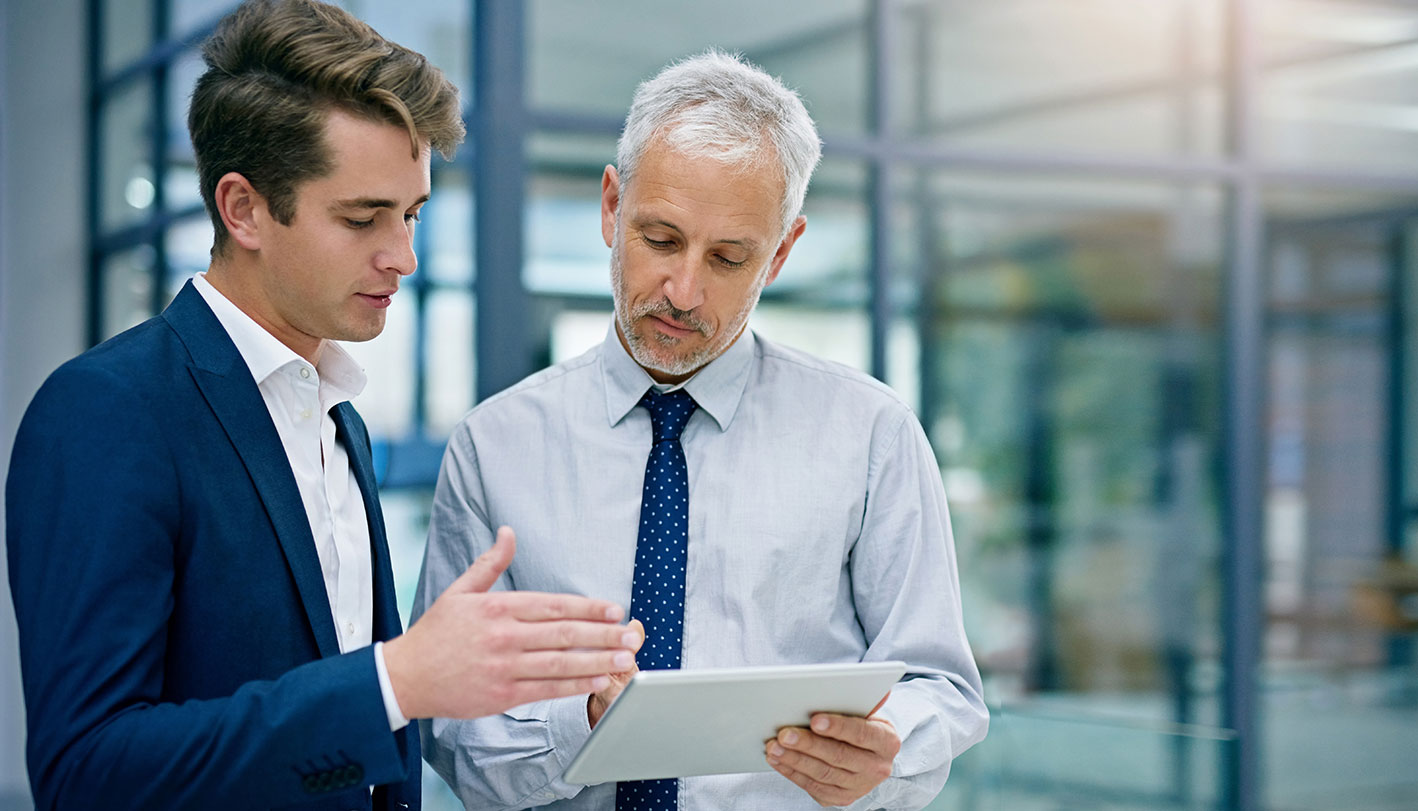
381, 220, 418, 276
662, 258, 705, 312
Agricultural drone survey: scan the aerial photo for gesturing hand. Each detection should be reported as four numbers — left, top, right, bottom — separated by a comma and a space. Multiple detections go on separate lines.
384, 526, 637, 720
765, 712, 900, 807
587, 619, 644, 728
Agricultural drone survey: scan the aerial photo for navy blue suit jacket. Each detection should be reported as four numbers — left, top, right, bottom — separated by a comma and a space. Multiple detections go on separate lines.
6, 282, 421, 809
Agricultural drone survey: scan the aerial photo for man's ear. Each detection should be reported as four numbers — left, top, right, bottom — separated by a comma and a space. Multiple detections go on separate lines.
600, 164, 621, 249
762, 215, 808, 288
213, 172, 266, 251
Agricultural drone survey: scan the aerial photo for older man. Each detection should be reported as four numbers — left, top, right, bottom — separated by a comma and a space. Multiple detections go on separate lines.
414, 51, 987, 810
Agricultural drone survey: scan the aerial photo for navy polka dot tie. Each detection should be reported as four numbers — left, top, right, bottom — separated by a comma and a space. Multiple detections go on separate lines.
617, 388, 697, 811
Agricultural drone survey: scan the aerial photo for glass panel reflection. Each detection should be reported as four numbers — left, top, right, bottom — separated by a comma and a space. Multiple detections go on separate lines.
528, 0, 869, 135
896, 0, 1226, 158
100, 246, 158, 340
1259, 0, 1418, 173
100, 80, 154, 233
1263, 195, 1418, 810
900, 173, 1225, 736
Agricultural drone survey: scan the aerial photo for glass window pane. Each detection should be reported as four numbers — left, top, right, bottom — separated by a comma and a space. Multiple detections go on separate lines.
346, 293, 416, 438
353, 0, 471, 100
752, 304, 870, 372
165, 215, 214, 280
526, 171, 613, 297
551, 307, 613, 365
529, 0, 870, 136
165, 50, 206, 214
103, 0, 153, 75
426, 170, 474, 286
898, 0, 1226, 158
1259, 0, 1418, 173
173, 0, 238, 38
901, 172, 1225, 734
100, 246, 158, 340
425, 289, 475, 436
1262, 191, 1418, 810
100, 80, 155, 233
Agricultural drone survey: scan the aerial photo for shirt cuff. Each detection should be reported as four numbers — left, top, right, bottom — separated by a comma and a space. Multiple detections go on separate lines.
373, 641, 411, 731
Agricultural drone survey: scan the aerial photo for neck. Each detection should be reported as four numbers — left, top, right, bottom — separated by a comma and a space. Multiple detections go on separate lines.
205, 258, 324, 365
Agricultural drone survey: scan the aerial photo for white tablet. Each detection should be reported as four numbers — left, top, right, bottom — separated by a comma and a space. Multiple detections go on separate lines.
562, 660, 906, 785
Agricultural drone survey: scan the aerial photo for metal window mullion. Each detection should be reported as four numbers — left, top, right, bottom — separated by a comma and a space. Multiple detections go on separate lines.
472, 0, 531, 402
866, 0, 896, 382
148, 0, 170, 317
85, 0, 104, 347
1220, 0, 1265, 808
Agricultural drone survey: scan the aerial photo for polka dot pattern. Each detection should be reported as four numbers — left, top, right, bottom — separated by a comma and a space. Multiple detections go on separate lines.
617, 388, 696, 811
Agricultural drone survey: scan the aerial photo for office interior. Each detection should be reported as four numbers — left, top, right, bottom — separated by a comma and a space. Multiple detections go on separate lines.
3, 0, 1417, 809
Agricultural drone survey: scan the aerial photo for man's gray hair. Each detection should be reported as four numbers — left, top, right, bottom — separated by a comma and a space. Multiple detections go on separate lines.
616, 50, 823, 239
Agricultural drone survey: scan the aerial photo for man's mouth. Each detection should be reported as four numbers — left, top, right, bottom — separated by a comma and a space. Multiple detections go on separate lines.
356, 290, 396, 308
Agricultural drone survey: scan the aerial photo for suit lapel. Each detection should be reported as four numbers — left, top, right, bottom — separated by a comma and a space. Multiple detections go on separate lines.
333, 403, 404, 642
164, 283, 343, 659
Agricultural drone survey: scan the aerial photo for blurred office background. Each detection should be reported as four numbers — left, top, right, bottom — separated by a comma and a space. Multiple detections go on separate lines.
3, 0, 1418, 808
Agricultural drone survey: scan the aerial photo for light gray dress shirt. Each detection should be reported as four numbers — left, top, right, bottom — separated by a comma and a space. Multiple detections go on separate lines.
414, 325, 987, 811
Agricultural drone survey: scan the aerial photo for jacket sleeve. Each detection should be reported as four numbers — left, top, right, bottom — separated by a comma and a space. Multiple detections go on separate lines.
5, 361, 411, 811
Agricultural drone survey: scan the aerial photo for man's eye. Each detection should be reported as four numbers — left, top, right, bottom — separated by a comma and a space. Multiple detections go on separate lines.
346, 218, 374, 229
643, 236, 673, 249
404, 212, 422, 224
716, 255, 746, 269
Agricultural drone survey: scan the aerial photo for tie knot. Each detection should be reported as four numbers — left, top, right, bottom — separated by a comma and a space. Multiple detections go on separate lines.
640, 389, 697, 443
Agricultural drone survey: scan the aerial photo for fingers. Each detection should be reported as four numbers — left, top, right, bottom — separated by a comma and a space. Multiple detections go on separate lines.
772, 726, 861, 773
804, 714, 901, 758
764, 718, 899, 805
450, 526, 518, 594
516, 619, 643, 653
510, 649, 636, 680
496, 590, 625, 623
767, 760, 856, 808
512, 675, 617, 706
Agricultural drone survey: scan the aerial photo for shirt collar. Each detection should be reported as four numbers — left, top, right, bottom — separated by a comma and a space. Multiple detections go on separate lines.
192, 272, 367, 403
599, 319, 753, 432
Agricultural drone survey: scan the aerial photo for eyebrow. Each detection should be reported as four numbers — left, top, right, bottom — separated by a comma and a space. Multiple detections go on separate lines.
638, 218, 761, 252
330, 194, 430, 212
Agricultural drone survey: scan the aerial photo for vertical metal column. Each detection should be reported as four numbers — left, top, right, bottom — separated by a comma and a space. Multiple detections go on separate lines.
1386, 224, 1410, 560
148, 0, 170, 315
1221, 0, 1265, 808
472, 0, 532, 401
866, 0, 896, 382
1385, 224, 1412, 668
85, 0, 104, 347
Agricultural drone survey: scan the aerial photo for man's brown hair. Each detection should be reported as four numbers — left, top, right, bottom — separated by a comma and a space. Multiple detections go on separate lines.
188, 0, 465, 254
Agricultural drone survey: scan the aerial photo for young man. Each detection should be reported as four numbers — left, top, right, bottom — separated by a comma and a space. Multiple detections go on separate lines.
5, 2, 634, 809
415, 51, 988, 810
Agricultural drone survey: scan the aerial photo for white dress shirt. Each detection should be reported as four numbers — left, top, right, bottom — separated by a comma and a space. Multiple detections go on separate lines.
193, 273, 407, 732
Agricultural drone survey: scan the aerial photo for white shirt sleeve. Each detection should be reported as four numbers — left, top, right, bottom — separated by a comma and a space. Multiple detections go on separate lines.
373, 641, 410, 731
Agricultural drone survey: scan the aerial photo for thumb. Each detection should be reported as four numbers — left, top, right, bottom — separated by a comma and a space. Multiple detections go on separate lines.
449, 526, 516, 594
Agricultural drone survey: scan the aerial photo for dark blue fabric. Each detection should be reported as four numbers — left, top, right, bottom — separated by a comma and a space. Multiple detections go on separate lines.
5, 282, 419, 810
617, 389, 697, 811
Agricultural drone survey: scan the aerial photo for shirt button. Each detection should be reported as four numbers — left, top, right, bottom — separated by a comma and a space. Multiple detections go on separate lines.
346, 622, 356, 636
300, 367, 311, 379
300, 408, 312, 419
